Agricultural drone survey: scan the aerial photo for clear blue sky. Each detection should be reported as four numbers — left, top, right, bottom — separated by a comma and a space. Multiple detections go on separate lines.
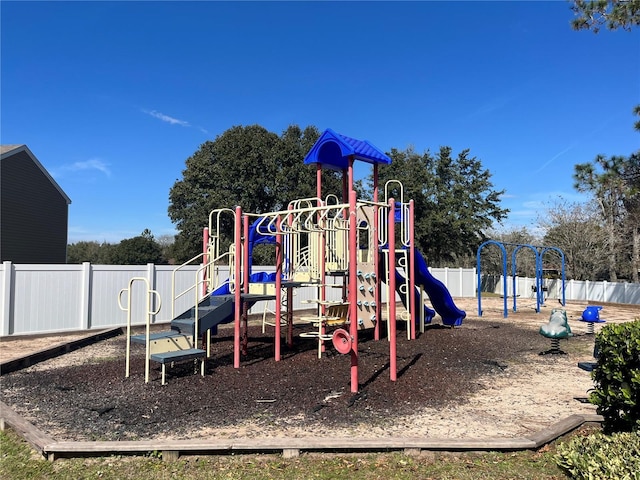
2, 1, 638, 244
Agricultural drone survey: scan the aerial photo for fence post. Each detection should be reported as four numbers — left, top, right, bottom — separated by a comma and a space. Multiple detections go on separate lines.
146, 263, 157, 323
80, 262, 92, 330
1, 261, 13, 336
446, 267, 453, 296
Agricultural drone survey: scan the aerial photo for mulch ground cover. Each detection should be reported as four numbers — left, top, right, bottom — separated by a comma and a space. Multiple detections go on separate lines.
0, 318, 559, 441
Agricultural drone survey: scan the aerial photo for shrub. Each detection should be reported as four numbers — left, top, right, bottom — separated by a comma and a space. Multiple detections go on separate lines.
556, 430, 640, 480
589, 320, 640, 433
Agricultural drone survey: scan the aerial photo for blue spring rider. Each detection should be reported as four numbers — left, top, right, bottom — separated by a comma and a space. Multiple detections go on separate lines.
580, 305, 605, 334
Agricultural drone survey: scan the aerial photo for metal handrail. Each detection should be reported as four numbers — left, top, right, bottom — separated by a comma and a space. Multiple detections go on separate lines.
118, 277, 161, 384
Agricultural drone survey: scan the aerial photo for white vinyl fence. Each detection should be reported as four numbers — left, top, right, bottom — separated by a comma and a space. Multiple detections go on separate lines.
483, 275, 640, 305
0, 261, 637, 337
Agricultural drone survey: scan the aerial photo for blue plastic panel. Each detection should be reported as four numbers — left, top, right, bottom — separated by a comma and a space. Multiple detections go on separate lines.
303, 128, 391, 170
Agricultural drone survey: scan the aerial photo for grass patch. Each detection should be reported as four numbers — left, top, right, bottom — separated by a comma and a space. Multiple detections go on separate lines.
1, 429, 566, 480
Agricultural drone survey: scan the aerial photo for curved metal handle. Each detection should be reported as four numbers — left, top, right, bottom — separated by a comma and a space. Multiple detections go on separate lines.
150, 290, 162, 315
117, 288, 128, 311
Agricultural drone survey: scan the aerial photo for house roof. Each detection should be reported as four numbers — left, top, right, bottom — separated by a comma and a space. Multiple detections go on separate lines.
303, 129, 392, 170
0, 144, 24, 155
1, 144, 72, 204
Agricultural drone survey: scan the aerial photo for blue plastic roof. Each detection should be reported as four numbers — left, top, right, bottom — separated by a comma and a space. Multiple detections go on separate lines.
303, 129, 392, 170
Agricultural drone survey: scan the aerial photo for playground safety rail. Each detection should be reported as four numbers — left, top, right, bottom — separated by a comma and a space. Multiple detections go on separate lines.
118, 277, 162, 383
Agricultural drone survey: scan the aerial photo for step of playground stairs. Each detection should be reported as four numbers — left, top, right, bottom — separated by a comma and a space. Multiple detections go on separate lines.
171, 305, 222, 333
149, 348, 206, 365
185, 305, 220, 319
170, 318, 198, 336
130, 332, 195, 354
130, 331, 185, 344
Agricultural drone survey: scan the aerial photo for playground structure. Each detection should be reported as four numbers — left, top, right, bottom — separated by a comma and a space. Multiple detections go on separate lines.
476, 240, 566, 318
120, 129, 466, 392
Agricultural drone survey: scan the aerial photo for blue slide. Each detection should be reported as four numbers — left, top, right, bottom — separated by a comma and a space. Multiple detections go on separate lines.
393, 267, 436, 325
378, 252, 436, 324
413, 249, 466, 326
207, 217, 280, 316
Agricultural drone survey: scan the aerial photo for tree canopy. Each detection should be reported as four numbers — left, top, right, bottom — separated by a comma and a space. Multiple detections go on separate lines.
570, 0, 640, 32
479, 227, 540, 277
540, 199, 608, 280
373, 146, 508, 266
573, 153, 640, 282
168, 125, 346, 262
568, 2, 640, 282
67, 229, 167, 265
67, 241, 115, 264
108, 229, 164, 265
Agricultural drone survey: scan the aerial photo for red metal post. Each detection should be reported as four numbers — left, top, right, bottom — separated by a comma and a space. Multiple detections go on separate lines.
241, 215, 250, 356
373, 164, 380, 341
388, 198, 397, 382
233, 206, 242, 369
347, 156, 354, 195
275, 215, 283, 361
349, 189, 359, 393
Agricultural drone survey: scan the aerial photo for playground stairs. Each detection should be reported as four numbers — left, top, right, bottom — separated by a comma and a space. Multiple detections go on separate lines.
130, 295, 235, 380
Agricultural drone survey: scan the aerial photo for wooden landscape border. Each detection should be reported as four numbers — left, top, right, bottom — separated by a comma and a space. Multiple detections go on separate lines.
0, 401, 603, 462
0, 327, 123, 374
0, 328, 603, 462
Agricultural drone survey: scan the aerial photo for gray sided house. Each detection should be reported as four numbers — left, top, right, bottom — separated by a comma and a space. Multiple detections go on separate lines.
1, 145, 71, 263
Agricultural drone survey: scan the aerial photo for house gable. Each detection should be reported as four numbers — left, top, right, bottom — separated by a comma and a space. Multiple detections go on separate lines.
1, 145, 72, 263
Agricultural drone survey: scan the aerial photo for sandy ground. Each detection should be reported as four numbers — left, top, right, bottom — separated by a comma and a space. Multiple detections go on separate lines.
1, 297, 638, 440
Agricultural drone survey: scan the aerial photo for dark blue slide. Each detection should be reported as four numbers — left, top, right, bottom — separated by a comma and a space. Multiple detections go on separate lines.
414, 249, 466, 326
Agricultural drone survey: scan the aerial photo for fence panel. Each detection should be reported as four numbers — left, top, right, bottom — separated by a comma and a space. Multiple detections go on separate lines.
10, 264, 84, 335
1, 262, 638, 336
606, 282, 625, 304
567, 280, 585, 301
90, 265, 149, 329
627, 283, 640, 304
153, 265, 202, 322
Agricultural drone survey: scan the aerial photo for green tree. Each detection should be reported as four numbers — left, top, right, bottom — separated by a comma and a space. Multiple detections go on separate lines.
169, 125, 342, 263
109, 230, 164, 265
66, 241, 114, 264
374, 146, 508, 266
568, 3, 640, 174
168, 125, 278, 262
539, 199, 607, 280
481, 227, 542, 277
619, 152, 640, 281
574, 155, 633, 281
272, 125, 322, 208
570, 0, 640, 33
155, 234, 176, 264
